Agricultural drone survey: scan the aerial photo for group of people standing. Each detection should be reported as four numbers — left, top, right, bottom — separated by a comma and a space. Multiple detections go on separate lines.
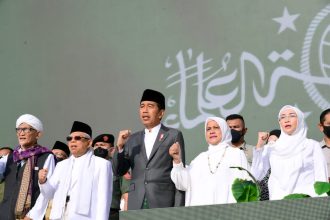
0, 88, 329, 220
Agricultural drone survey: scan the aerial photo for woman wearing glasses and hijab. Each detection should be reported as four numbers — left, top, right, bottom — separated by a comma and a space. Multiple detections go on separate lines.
252, 105, 328, 200
169, 117, 250, 206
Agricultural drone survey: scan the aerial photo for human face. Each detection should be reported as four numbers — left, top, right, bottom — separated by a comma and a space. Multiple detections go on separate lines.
139, 101, 164, 130
0, 149, 12, 157
52, 149, 68, 160
226, 119, 246, 133
279, 108, 298, 135
206, 120, 222, 145
319, 113, 330, 130
267, 135, 279, 144
67, 131, 92, 157
16, 122, 41, 150
93, 142, 114, 157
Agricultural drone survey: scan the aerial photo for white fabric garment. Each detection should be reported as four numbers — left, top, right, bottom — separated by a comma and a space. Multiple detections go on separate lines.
251, 143, 272, 181
171, 117, 250, 206
0, 154, 9, 181
26, 154, 56, 220
320, 139, 330, 178
144, 124, 161, 159
251, 105, 328, 200
16, 114, 43, 132
40, 148, 113, 220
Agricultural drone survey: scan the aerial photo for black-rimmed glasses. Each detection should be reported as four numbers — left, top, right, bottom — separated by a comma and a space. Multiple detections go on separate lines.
15, 127, 36, 133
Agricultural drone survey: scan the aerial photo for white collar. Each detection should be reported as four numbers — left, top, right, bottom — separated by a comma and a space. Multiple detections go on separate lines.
144, 123, 161, 134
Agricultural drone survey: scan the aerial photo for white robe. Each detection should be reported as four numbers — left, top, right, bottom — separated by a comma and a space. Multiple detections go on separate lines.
252, 105, 328, 200
171, 145, 250, 206
25, 154, 56, 220
40, 149, 113, 220
252, 139, 328, 200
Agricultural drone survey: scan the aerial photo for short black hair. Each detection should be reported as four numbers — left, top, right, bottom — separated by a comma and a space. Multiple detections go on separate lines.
320, 108, 330, 124
226, 114, 245, 127
226, 114, 245, 122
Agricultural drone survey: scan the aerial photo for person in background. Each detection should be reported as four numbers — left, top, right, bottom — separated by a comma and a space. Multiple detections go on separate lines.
0, 147, 13, 203
92, 133, 127, 220
318, 108, 330, 182
44, 141, 70, 220
226, 114, 254, 165
0, 114, 55, 220
169, 117, 249, 206
113, 89, 186, 210
252, 129, 281, 200
119, 171, 131, 211
0, 147, 12, 181
38, 121, 113, 220
52, 141, 70, 163
251, 105, 328, 200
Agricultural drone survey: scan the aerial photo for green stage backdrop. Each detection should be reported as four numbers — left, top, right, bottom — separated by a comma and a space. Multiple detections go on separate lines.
0, 0, 329, 162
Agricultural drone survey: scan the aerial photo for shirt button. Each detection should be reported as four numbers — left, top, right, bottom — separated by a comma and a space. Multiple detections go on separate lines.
144, 181, 148, 185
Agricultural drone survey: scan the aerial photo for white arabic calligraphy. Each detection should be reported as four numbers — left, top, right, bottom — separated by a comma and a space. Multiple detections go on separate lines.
164, 49, 330, 129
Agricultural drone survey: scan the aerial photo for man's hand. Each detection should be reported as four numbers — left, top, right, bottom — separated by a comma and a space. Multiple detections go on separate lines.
38, 168, 48, 184
116, 130, 131, 150
169, 142, 181, 164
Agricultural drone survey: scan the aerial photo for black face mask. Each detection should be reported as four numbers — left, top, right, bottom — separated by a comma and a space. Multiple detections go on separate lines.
323, 125, 330, 138
231, 129, 243, 143
55, 157, 65, 162
94, 148, 108, 159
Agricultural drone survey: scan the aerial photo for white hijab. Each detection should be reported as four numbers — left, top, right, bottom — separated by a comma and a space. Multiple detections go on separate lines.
269, 105, 309, 194
204, 117, 232, 150
271, 105, 307, 157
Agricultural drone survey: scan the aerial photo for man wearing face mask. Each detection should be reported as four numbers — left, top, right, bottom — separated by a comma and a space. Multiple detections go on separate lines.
318, 108, 330, 182
226, 114, 254, 165
93, 134, 115, 160
92, 134, 129, 220
52, 141, 70, 163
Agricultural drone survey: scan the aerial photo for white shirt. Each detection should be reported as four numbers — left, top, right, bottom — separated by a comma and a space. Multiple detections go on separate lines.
320, 139, 330, 178
144, 124, 161, 159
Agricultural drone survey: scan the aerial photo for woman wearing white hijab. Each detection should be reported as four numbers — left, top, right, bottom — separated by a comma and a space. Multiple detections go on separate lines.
169, 117, 249, 206
252, 105, 328, 200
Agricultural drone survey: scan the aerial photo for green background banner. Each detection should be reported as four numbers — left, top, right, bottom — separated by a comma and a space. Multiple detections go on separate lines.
1, 0, 329, 162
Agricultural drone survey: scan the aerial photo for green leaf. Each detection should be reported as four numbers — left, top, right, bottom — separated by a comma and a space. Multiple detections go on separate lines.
314, 181, 330, 196
283, 193, 310, 200
230, 166, 258, 184
231, 178, 260, 202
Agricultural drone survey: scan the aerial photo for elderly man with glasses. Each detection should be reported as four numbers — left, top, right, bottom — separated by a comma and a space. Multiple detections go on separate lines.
38, 121, 113, 220
0, 114, 55, 220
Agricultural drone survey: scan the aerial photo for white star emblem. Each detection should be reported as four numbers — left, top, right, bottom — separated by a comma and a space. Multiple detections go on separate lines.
273, 7, 300, 34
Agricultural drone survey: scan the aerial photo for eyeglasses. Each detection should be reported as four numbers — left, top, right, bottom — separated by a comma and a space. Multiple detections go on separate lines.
66, 136, 90, 142
279, 113, 297, 121
16, 127, 36, 133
